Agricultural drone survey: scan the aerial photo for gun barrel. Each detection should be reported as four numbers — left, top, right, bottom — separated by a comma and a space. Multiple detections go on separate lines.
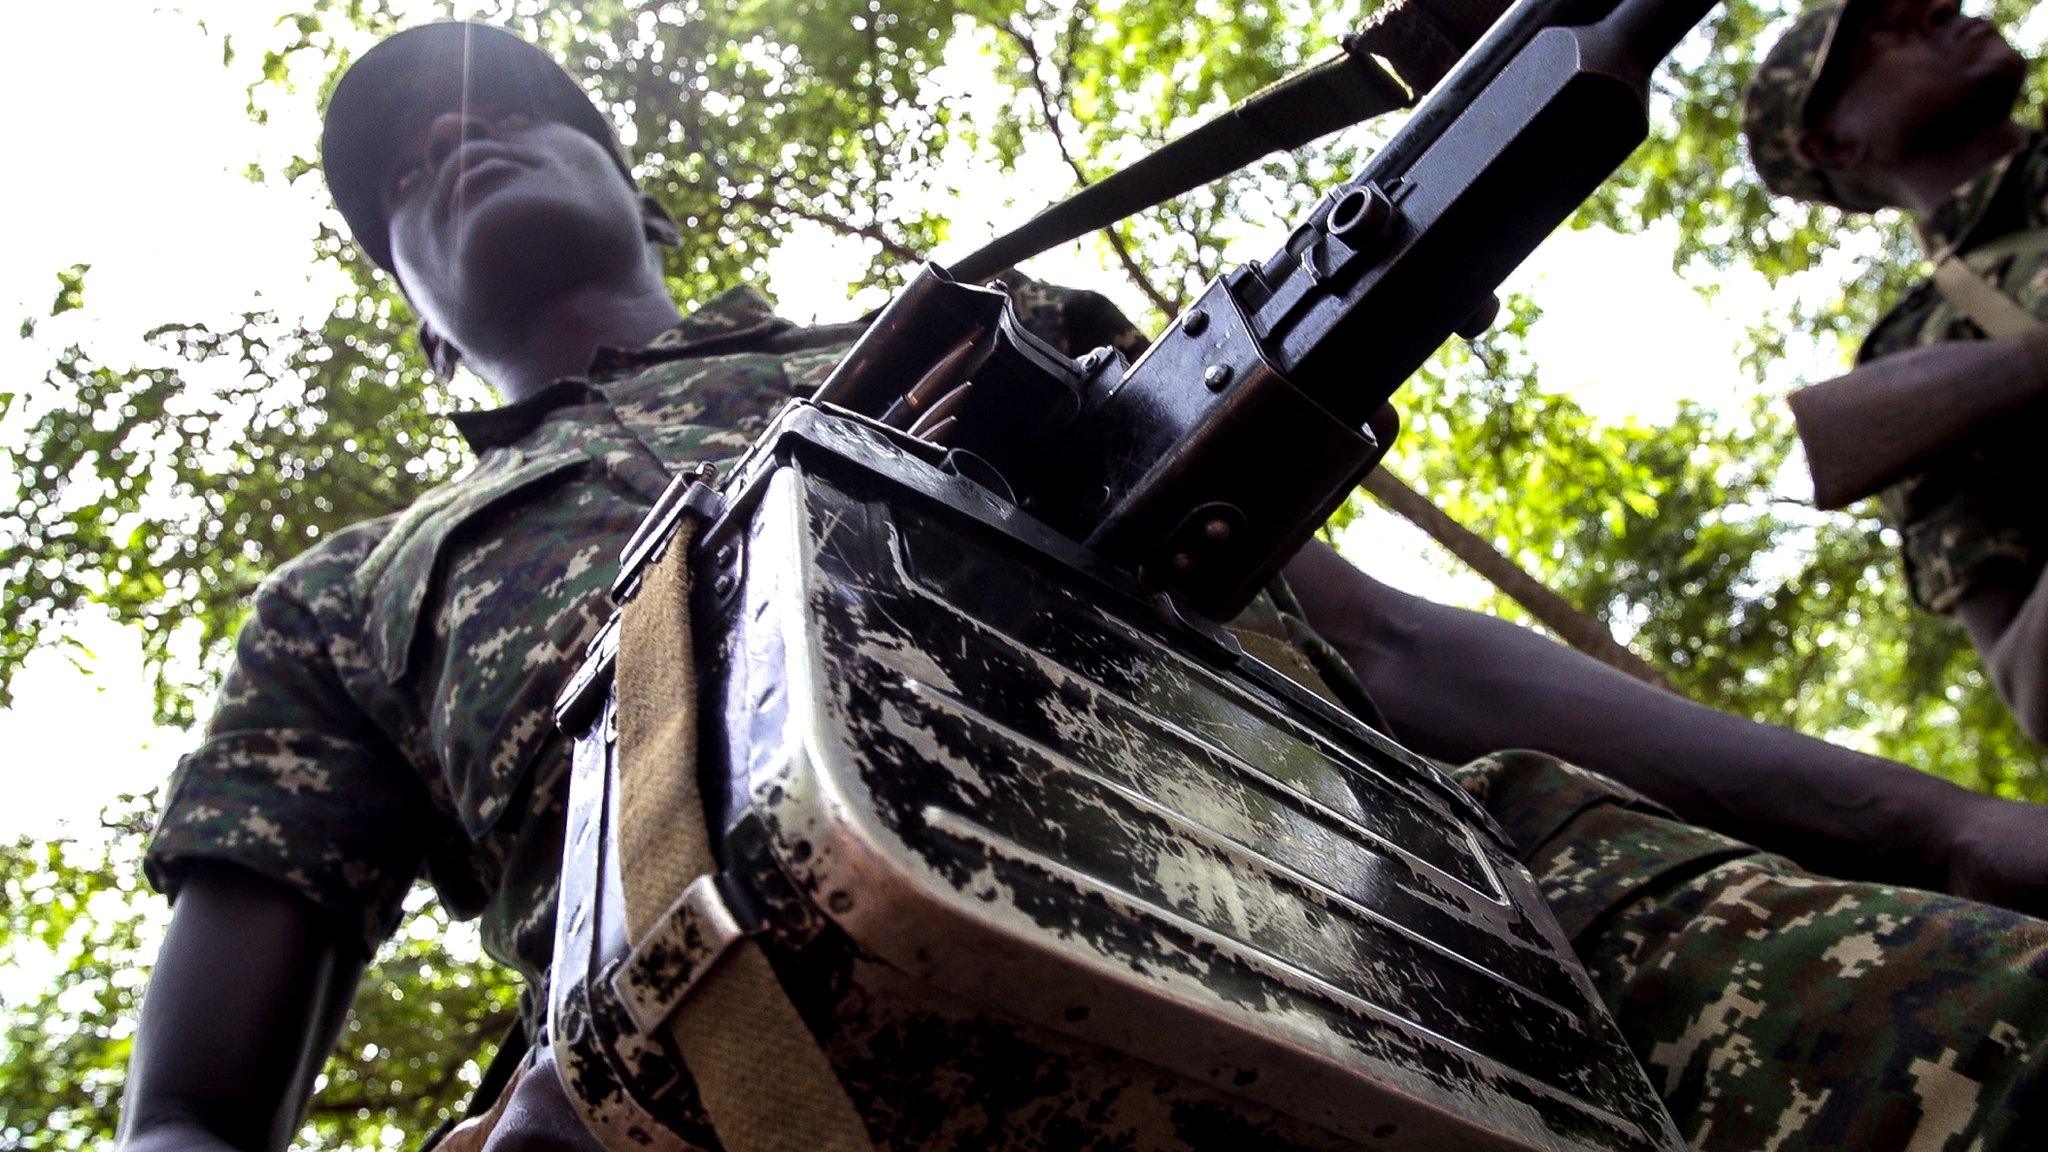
1343, 0, 1617, 200
1055, 0, 1725, 616
1254, 0, 1724, 419
1599, 0, 1721, 64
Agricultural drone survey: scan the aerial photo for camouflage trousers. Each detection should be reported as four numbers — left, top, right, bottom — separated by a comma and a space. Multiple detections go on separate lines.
1454, 751, 2048, 1151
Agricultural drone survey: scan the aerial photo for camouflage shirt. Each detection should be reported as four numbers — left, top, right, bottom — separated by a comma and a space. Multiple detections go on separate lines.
142, 279, 1326, 994
1860, 131, 2048, 612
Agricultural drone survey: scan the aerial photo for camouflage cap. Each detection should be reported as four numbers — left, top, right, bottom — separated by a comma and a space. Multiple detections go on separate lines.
1742, 0, 1870, 207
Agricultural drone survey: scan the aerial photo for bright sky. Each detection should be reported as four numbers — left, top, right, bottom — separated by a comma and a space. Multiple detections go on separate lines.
0, 1, 1840, 842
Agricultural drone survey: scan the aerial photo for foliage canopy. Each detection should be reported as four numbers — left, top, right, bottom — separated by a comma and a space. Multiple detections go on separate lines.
4, 1, 2045, 1147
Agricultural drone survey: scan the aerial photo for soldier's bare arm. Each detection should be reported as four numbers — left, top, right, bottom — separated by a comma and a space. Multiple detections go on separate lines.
1283, 538, 2048, 915
1787, 334, 2048, 510
119, 863, 364, 1152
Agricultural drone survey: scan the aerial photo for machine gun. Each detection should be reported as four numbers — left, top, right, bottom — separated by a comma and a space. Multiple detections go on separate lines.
550, 0, 1720, 1149
815, 0, 1714, 617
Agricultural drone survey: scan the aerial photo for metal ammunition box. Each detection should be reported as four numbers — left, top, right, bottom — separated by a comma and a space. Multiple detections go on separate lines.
550, 401, 1682, 1152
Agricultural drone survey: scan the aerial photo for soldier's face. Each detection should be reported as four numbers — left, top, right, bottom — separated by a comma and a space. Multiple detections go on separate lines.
385, 103, 654, 347
1816, 0, 2025, 163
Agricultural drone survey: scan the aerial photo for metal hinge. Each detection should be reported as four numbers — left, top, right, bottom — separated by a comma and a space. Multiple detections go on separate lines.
610, 462, 724, 606
551, 618, 619, 736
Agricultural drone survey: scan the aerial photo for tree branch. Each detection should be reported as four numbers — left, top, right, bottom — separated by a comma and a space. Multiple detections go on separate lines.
995, 20, 1180, 318
1362, 467, 1676, 692
724, 191, 924, 266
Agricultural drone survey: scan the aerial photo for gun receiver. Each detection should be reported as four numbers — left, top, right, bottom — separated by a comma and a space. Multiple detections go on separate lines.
820, 0, 1721, 618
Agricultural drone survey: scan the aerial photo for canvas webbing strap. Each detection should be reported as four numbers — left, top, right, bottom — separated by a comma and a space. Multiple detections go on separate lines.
947, 0, 1513, 284
615, 523, 877, 1152
1916, 225, 2048, 349
1930, 256, 2048, 342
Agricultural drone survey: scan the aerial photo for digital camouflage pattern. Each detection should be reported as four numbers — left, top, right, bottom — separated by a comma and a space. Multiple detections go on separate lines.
1456, 751, 2048, 1151
1860, 133, 2048, 612
1742, 0, 1863, 209
145, 277, 1189, 998
146, 276, 2048, 1146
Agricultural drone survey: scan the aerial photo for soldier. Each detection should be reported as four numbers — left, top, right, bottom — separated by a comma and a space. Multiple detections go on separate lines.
1746, 0, 2048, 740
121, 19, 2046, 1152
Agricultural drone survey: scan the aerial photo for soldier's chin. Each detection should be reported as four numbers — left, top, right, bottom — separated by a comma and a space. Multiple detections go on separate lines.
1962, 49, 2027, 121
451, 189, 644, 300
1911, 67, 2026, 154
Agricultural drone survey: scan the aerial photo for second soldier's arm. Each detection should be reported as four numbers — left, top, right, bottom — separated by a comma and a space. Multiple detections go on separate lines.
1787, 334, 2048, 510
1959, 557, 2048, 747
1283, 539, 2048, 917
1795, 334, 2048, 755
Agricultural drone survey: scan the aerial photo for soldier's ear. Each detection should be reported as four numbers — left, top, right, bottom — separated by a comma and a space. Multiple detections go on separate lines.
1795, 124, 1864, 177
418, 321, 462, 382
641, 194, 680, 248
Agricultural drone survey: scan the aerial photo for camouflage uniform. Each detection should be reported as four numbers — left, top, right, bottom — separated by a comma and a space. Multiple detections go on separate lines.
1746, 0, 2048, 612
1461, 751, 2046, 1149
1858, 139, 2048, 611
147, 282, 2048, 1150
143, 279, 1141, 996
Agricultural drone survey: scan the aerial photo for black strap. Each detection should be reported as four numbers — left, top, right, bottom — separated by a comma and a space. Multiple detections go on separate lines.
1350, 0, 1519, 92
948, 0, 1514, 283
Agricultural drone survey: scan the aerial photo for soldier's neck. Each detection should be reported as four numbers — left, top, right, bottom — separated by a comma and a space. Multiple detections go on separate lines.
1896, 119, 2029, 220
473, 282, 684, 405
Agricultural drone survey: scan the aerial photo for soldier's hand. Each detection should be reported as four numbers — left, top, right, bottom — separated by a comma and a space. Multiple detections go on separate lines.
1943, 793, 2048, 918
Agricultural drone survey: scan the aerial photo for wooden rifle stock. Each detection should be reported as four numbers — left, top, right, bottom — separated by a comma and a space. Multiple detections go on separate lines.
1789, 336, 2048, 511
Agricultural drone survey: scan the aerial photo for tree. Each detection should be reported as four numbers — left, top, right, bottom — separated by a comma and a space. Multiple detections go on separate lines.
4, 1, 2045, 1147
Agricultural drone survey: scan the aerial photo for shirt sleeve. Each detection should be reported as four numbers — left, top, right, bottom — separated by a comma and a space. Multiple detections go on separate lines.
145, 538, 434, 956
994, 274, 1152, 359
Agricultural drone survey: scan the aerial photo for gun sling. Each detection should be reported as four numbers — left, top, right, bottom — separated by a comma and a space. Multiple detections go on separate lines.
1917, 227, 2048, 369
949, 0, 1513, 283
614, 518, 878, 1152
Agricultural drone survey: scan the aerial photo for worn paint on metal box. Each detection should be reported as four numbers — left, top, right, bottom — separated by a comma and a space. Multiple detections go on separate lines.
550, 402, 1682, 1152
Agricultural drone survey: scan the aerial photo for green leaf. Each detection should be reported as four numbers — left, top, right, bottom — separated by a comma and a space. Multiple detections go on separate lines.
47, 265, 89, 319
8, 6, 2043, 1148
